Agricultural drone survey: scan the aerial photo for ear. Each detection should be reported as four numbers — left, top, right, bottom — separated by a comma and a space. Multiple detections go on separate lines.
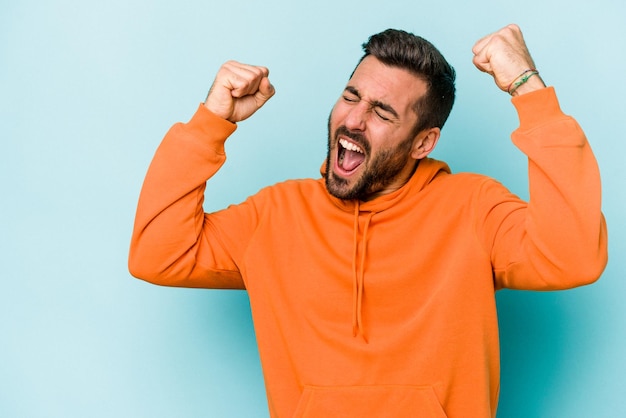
410, 127, 441, 160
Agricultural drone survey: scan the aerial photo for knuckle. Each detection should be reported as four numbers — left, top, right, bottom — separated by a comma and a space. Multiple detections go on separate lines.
502, 24, 521, 38
508, 23, 521, 32
252, 66, 266, 77
222, 60, 237, 69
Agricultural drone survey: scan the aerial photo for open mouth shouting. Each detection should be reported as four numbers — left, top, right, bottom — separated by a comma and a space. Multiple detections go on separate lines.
335, 136, 367, 177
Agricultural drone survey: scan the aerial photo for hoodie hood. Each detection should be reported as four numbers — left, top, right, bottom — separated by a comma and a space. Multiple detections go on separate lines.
320, 157, 451, 213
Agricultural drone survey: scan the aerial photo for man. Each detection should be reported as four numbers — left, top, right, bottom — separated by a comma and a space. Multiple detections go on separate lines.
129, 24, 607, 417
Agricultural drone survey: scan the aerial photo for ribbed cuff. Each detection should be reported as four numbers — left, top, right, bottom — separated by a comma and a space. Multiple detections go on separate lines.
185, 104, 237, 153
511, 87, 565, 131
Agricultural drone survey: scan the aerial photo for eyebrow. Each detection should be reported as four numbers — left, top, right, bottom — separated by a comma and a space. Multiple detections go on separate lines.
345, 86, 399, 119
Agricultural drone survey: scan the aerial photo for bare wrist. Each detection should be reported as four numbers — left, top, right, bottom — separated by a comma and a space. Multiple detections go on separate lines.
507, 69, 546, 96
510, 74, 546, 96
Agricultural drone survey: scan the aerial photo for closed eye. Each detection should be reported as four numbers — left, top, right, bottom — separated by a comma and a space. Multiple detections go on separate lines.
374, 108, 391, 121
342, 85, 398, 122
342, 87, 359, 103
371, 100, 398, 121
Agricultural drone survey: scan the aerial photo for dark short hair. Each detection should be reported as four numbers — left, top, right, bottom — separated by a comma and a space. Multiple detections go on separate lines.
359, 29, 456, 133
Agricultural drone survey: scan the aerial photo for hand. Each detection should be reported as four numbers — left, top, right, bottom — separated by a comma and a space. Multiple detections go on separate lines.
204, 61, 275, 123
472, 24, 545, 96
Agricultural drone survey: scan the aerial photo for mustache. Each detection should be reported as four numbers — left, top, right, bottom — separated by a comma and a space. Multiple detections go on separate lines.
334, 125, 371, 154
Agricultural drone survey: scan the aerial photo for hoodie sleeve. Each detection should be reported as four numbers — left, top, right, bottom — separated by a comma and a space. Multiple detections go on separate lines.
484, 87, 608, 290
128, 104, 254, 289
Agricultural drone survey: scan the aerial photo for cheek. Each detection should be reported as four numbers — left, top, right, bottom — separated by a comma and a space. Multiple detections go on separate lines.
329, 101, 350, 125
367, 127, 394, 150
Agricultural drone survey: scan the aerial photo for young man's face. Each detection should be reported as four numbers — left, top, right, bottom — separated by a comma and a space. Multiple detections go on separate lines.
325, 56, 436, 201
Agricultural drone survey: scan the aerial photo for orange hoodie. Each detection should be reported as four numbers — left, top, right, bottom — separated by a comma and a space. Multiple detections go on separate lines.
129, 87, 607, 418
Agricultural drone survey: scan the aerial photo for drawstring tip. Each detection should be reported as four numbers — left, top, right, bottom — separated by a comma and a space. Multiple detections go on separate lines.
352, 326, 369, 343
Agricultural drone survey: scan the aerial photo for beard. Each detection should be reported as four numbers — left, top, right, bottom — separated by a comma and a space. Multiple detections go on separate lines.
324, 121, 416, 201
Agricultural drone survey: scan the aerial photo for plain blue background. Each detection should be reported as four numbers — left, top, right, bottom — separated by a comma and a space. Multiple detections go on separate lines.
2, 0, 625, 417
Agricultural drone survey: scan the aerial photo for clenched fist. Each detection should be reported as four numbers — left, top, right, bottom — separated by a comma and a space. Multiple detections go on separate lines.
472, 24, 546, 96
204, 61, 275, 123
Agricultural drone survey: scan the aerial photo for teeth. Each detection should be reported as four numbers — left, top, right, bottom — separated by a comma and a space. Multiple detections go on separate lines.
339, 138, 364, 153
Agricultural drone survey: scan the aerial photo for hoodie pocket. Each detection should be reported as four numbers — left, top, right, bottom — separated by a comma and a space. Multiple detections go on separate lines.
292, 385, 448, 418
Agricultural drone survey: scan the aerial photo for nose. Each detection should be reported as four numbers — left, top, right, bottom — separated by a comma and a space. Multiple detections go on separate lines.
344, 101, 368, 131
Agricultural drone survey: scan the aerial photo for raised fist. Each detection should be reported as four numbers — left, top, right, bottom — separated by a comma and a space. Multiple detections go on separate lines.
472, 24, 545, 95
204, 61, 275, 122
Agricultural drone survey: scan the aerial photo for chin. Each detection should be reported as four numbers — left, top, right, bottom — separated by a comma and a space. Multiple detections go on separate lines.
325, 169, 365, 201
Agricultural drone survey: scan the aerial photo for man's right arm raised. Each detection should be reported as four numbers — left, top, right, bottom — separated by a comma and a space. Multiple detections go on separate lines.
128, 61, 275, 288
